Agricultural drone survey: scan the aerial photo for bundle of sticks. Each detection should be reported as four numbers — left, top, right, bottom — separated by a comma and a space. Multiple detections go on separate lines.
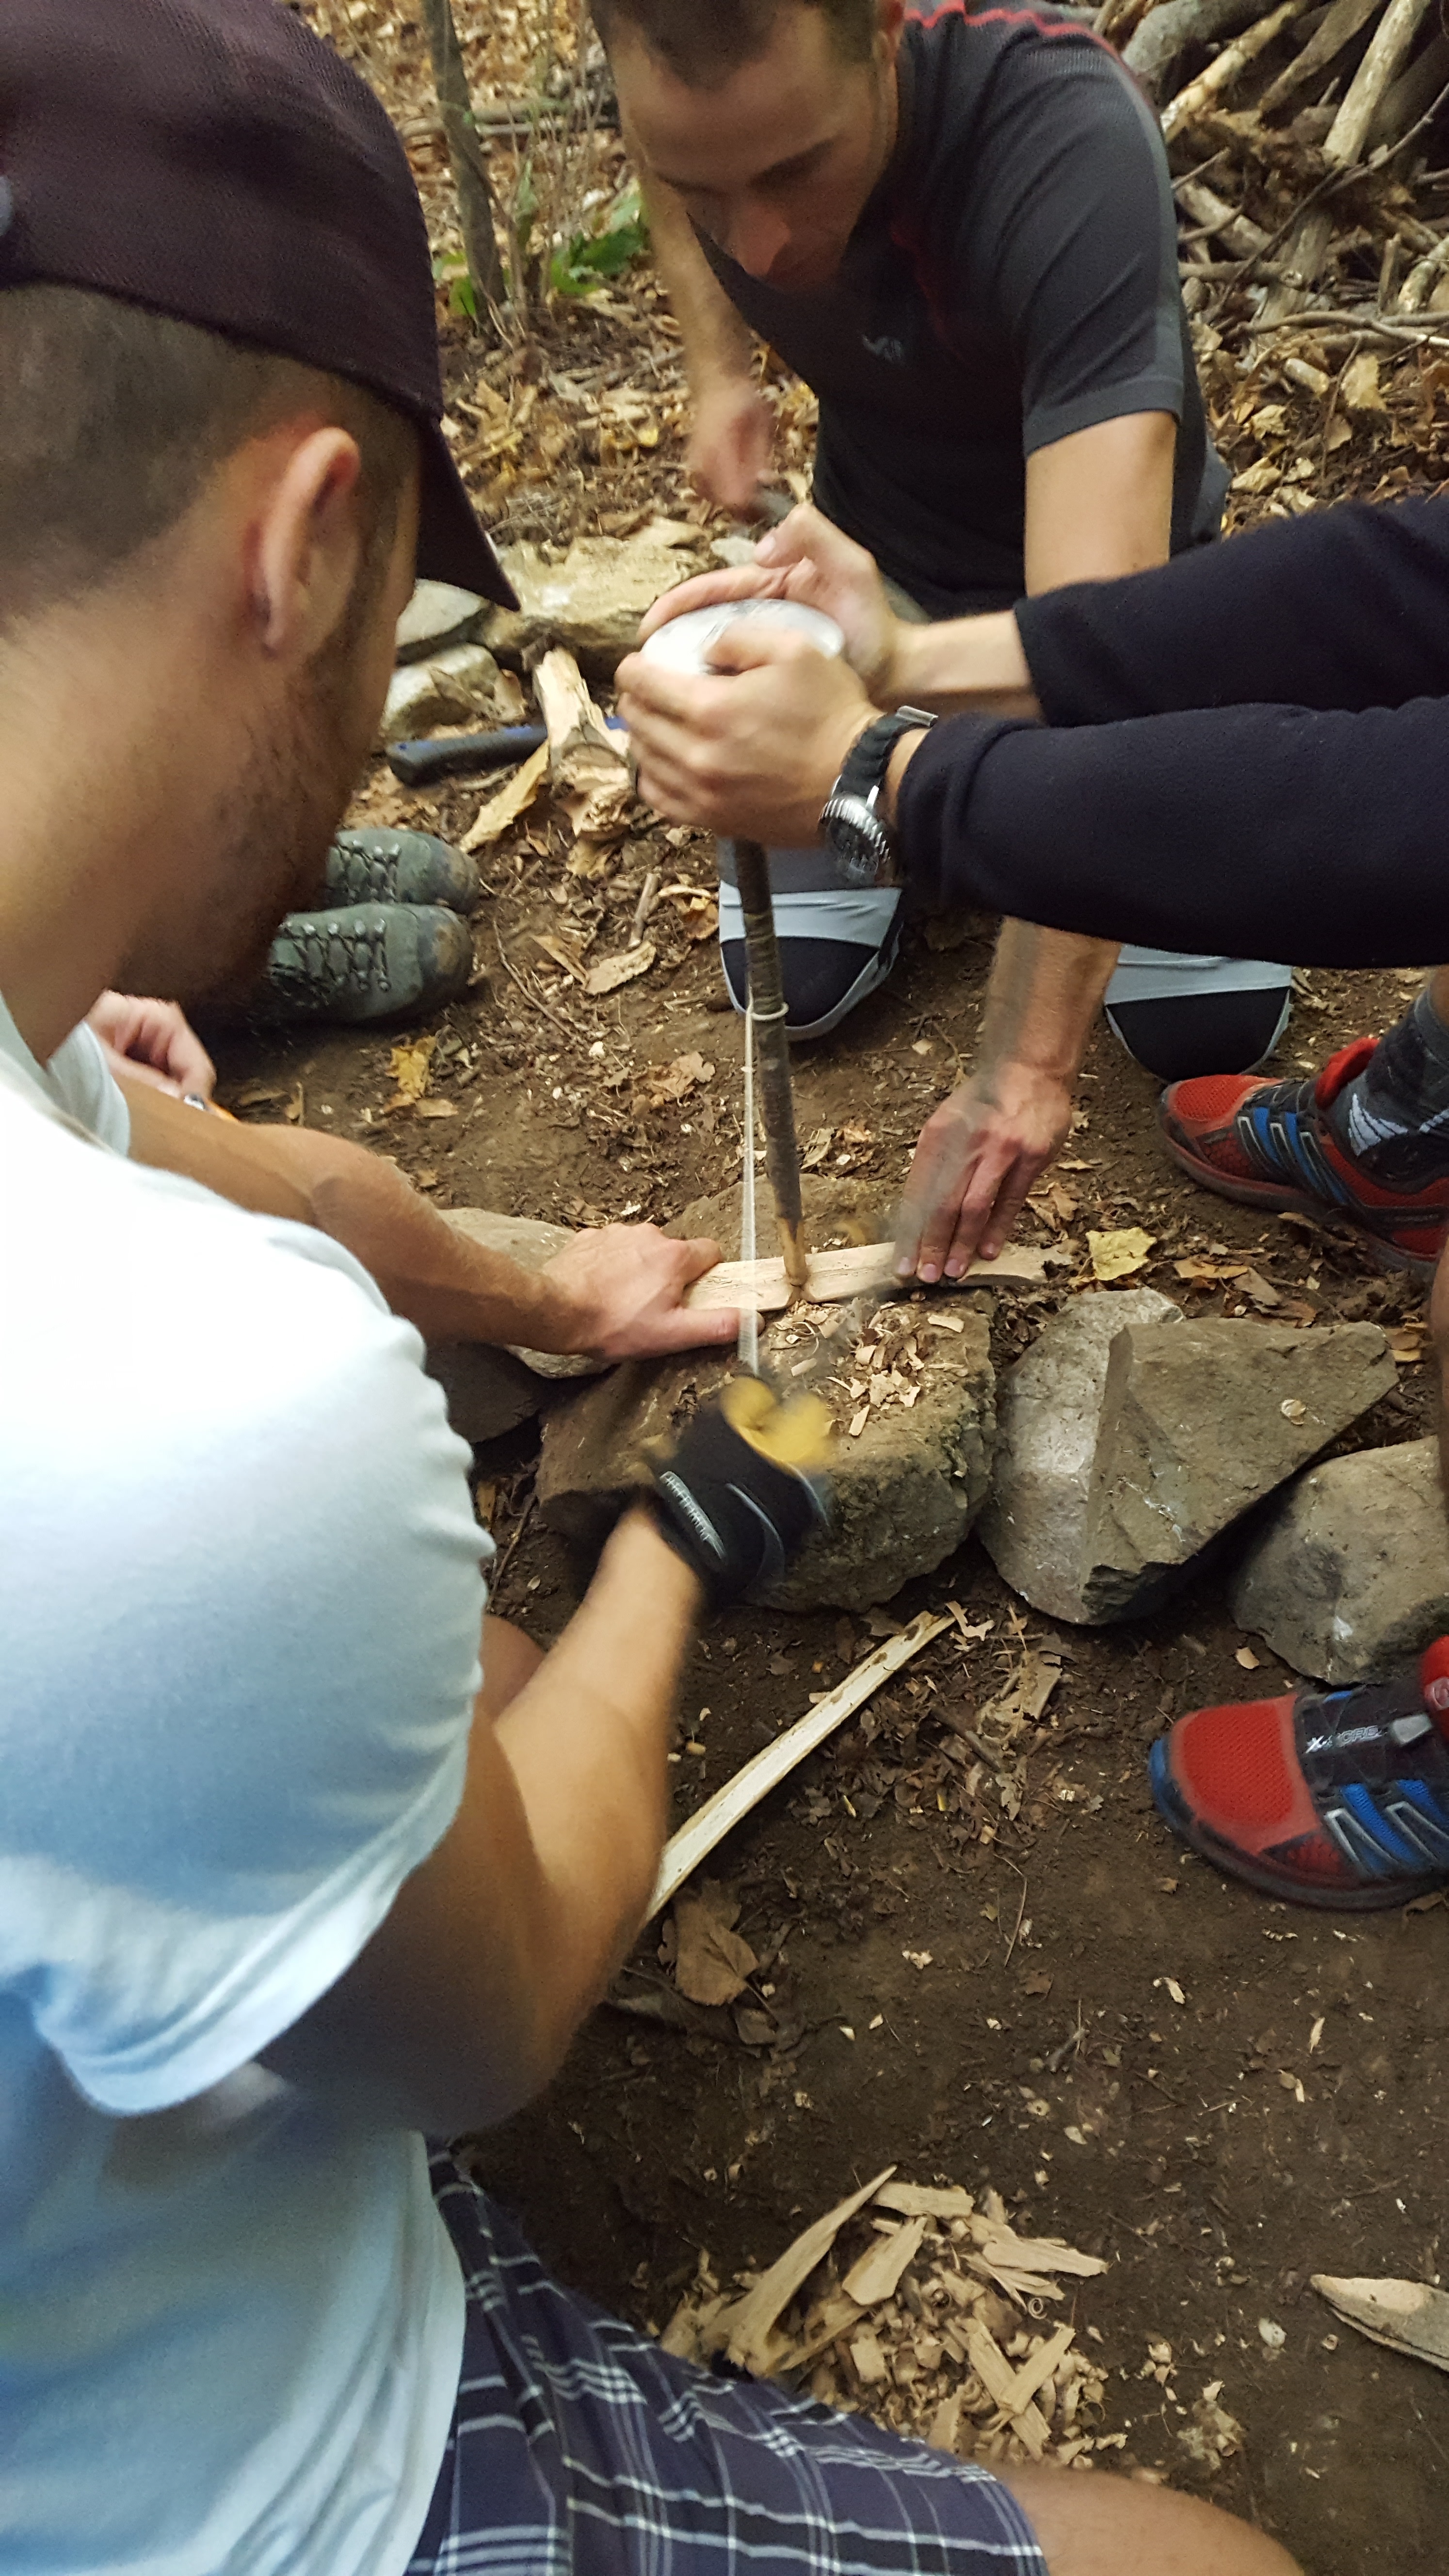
1104, 0, 1449, 400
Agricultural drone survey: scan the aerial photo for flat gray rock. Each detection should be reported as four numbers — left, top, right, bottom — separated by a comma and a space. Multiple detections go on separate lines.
982, 1300, 1396, 1624
396, 580, 485, 664
1232, 1436, 1449, 1681
381, 642, 501, 745
979, 1290, 1182, 1623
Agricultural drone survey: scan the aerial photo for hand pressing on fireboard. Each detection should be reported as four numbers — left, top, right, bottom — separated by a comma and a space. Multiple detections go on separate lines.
617, 619, 882, 845
536, 1224, 739, 1361
88, 989, 216, 1100
893, 916, 1115, 1281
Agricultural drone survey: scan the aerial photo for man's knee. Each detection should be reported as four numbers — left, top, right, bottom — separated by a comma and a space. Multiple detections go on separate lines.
1000, 2464, 1301, 2576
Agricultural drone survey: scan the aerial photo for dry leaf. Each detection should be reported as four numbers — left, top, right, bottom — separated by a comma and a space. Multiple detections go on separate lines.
1387, 1326, 1427, 1363
586, 942, 656, 997
672, 1887, 757, 2007
1341, 352, 1385, 414
460, 740, 550, 849
643, 1051, 712, 1107
531, 932, 588, 983
413, 1097, 459, 1120
1175, 1255, 1247, 1284
1313, 2273, 1449, 2372
1088, 1226, 1155, 1282
1237, 1269, 1282, 1310
386, 1033, 435, 1105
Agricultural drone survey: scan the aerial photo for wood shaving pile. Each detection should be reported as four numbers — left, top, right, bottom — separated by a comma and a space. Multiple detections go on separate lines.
658, 2167, 1122, 2470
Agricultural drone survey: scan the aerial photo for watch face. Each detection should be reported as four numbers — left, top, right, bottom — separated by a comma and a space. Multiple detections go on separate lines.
821, 792, 892, 886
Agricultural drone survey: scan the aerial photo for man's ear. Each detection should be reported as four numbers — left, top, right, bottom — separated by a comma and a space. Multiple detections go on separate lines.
877, 0, 906, 63
250, 425, 365, 664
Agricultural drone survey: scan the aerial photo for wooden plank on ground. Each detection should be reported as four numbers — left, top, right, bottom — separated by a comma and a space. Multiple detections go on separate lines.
685, 1240, 1046, 1313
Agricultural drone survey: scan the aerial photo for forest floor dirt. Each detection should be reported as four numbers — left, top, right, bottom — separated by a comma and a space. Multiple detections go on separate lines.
243, 13, 1449, 2567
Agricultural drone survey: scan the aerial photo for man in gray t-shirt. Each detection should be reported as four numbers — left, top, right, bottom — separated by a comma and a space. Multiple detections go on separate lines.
600, 0, 1289, 1274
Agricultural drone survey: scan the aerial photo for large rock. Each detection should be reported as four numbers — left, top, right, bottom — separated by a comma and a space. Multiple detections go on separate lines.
381, 643, 502, 744
537, 1175, 997, 1610
1232, 1437, 1449, 1681
487, 533, 700, 680
982, 1300, 1396, 1624
395, 580, 486, 664
979, 1290, 1183, 1622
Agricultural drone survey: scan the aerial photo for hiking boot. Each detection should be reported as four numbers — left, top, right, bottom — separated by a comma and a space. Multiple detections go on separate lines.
1149, 1642, 1449, 1910
1159, 1011, 1449, 1276
263, 901, 473, 1024
325, 826, 479, 914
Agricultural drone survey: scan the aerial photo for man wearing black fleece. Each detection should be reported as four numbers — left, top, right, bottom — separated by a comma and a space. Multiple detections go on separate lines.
618, 490, 1449, 1917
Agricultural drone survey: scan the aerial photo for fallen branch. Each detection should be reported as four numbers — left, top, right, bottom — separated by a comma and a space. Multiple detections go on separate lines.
646, 1610, 951, 1917
1160, 0, 1312, 141
1260, 0, 1435, 317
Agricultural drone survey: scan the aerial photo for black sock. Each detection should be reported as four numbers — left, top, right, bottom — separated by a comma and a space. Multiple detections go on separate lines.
1327, 986, 1449, 1181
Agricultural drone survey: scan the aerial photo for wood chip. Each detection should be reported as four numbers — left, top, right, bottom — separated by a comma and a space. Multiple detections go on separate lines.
460, 740, 549, 849
878, 2184, 978, 2219
843, 2217, 928, 2306
712, 2168, 897, 2375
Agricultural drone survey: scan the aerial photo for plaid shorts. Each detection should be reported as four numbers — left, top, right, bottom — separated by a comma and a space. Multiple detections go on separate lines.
405, 2154, 1048, 2576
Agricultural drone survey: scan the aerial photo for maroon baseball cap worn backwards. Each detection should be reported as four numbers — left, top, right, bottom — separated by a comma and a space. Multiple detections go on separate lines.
0, 0, 515, 607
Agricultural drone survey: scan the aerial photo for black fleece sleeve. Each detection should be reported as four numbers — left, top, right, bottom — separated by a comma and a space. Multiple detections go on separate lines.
1015, 494, 1449, 722
896, 694, 1449, 966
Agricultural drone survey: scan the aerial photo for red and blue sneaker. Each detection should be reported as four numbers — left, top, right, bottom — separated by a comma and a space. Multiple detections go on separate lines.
1150, 1642, 1449, 1909
1159, 1018, 1449, 1276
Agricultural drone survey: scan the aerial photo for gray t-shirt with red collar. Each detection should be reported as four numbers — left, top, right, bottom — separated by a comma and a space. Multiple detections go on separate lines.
700, 2, 1225, 615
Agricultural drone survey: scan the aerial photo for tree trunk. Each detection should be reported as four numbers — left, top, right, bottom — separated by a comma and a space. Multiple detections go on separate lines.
420, 0, 507, 330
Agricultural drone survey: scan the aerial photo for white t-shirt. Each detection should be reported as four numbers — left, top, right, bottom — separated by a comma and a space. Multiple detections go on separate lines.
0, 998, 490, 2574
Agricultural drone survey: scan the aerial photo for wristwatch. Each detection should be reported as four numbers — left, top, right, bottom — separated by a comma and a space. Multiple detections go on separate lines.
819, 707, 936, 886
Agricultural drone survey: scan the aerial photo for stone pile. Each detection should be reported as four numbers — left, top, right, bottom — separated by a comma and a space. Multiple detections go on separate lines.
980, 1293, 1397, 1625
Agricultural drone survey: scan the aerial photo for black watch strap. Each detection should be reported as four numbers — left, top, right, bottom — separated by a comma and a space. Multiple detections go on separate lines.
836, 705, 937, 804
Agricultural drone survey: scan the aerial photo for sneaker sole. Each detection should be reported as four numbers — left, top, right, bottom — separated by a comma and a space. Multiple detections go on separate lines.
1161, 1133, 1440, 1280
1149, 1740, 1448, 1911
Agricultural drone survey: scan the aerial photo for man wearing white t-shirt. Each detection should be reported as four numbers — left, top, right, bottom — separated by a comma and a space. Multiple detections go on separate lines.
0, 7, 1296, 2576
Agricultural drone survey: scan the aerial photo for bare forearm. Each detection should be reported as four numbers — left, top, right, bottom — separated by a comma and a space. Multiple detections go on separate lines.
889, 611, 1041, 719
121, 1080, 584, 1351
495, 1511, 700, 2047
978, 916, 1119, 1082
637, 168, 754, 393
